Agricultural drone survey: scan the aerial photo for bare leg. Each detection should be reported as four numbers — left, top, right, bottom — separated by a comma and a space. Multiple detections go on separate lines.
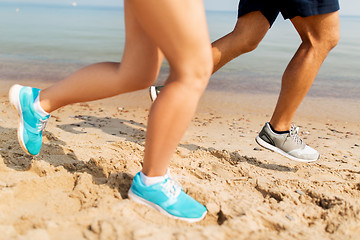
270, 12, 340, 131
212, 11, 269, 73
38, 0, 212, 178
149, 12, 268, 89
40, 16, 164, 112
131, 0, 213, 176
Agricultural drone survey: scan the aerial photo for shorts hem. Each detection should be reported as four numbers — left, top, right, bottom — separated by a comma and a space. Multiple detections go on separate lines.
283, 4, 340, 20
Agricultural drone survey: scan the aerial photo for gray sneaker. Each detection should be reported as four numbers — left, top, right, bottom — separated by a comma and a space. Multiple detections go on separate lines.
255, 122, 319, 162
149, 86, 163, 102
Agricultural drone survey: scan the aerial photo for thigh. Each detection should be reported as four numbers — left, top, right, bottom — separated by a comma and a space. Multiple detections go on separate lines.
126, 0, 212, 74
291, 11, 340, 42
234, 11, 270, 41
119, 2, 164, 85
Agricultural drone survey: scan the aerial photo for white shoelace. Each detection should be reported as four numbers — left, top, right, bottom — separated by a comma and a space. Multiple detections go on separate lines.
289, 124, 303, 145
162, 176, 182, 199
37, 118, 49, 132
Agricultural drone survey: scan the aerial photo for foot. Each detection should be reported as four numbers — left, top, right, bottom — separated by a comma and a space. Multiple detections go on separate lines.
128, 172, 207, 223
9, 84, 50, 155
149, 86, 163, 102
255, 122, 319, 162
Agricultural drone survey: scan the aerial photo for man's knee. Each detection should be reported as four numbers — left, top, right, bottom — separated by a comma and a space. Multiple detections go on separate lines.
304, 30, 339, 54
295, 12, 340, 53
231, 12, 269, 55
242, 37, 262, 53
326, 30, 340, 51
230, 28, 263, 55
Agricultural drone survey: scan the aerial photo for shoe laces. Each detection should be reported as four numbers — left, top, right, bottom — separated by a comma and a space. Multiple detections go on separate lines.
162, 176, 182, 199
289, 124, 303, 145
37, 118, 48, 132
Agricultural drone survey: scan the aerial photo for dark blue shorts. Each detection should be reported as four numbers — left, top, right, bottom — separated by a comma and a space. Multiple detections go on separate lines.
238, 0, 340, 27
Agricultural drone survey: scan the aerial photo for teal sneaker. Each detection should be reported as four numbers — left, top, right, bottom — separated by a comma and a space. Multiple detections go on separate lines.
9, 84, 50, 155
128, 172, 207, 223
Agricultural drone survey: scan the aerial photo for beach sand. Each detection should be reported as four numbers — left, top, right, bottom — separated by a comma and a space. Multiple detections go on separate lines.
0, 81, 359, 240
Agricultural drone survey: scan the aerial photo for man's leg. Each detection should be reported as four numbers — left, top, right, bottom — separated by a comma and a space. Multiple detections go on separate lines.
149, 11, 270, 101
212, 11, 270, 73
269, 11, 340, 131
256, 11, 339, 162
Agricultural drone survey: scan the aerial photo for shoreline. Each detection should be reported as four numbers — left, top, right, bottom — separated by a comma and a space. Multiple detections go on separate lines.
1, 64, 359, 100
1, 78, 358, 123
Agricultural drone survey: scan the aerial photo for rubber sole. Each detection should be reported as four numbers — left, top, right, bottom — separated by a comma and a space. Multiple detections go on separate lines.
128, 189, 207, 223
149, 86, 158, 102
9, 84, 32, 156
255, 135, 318, 163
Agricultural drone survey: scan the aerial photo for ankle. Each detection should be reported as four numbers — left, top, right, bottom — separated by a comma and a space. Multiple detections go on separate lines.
33, 95, 50, 117
140, 171, 168, 186
268, 122, 289, 134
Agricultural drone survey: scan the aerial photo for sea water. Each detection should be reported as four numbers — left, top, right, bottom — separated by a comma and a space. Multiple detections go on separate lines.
0, 2, 359, 99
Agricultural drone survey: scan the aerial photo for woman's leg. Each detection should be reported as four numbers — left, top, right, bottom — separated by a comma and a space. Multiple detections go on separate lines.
10, 0, 211, 222
39, 14, 164, 113
9, 5, 164, 156
126, 0, 212, 222
126, 0, 212, 177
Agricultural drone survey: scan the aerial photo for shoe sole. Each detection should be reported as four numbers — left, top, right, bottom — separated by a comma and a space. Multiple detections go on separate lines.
149, 86, 158, 102
9, 84, 32, 155
255, 135, 318, 163
128, 189, 207, 223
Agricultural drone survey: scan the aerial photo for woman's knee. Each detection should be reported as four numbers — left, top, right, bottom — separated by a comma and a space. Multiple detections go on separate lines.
172, 55, 212, 94
120, 58, 162, 91
131, 77, 156, 90
129, 74, 158, 90
192, 55, 213, 83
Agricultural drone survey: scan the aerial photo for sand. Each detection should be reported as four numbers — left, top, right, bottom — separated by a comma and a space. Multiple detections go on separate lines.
0, 82, 359, 240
